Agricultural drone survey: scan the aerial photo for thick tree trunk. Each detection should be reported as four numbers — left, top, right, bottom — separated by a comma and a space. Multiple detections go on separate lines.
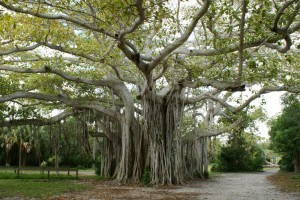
55, 124, 60, 171
92, 137, 97, 168
116, 104, 135, 182
202, 136, 209, 177
110, 82, 135, 182
143, 88, 184, 185
100, 137, 114, 177
144, 98, 172, 184
167, 93, 184, 184
95, 115, 121, 177
294, 152, 300, 173
116, 120, 133, 182
131, 118, 144, 181
33, 126, 42, 165
18, 138, 22, 168
185, 137, 204, 178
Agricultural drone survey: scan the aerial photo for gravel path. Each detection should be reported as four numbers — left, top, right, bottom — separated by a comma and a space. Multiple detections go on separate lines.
52, 169, 300, 200
190, 170, 300, 200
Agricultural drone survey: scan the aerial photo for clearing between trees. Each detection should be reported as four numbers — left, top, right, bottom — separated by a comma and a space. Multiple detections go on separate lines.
50, 169, 300, 200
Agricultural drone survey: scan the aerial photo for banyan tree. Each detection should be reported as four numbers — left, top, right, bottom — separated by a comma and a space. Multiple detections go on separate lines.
0, 0, 300, 184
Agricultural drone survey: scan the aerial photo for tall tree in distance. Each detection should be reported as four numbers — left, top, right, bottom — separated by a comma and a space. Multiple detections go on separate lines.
269, 94, 300, 173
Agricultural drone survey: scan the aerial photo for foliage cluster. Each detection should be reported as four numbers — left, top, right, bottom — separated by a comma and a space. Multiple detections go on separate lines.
212, 133, 265, 172
0, 116, 94, 168
0, 172, 77, 180
278, 154, 294, 172
142, 167, 151, 186
269, 94, 300, 172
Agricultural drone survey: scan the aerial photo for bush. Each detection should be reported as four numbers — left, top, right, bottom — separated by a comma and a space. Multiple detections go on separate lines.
62, 154, 93, 168
95, 158, 101, 175
279, 154, 294, 172
212, 134, 265, 172
203, 171, 209, 179
142, 168, 151, 186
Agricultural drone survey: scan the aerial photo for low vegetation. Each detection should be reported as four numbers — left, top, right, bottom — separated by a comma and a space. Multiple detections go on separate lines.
211, 110, 265, 172
0, 172, 77, 179
268, 172, 300, 193
0, 178, 88, 199
0, 170, 94, 199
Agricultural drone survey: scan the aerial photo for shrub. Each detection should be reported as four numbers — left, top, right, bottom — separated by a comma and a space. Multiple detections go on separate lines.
95, 158, 101, 175
279, 154, 294, 172
212, 134, 265, 172
142, 168, 151, 186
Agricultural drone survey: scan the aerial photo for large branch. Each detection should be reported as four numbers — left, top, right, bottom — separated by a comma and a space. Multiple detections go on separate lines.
1, 39, 13, 45
0, 1, 116, 39
42, 42, 99, 62
174, 22, 300, 56
118, 0, 145, 41
148, 0, 211, 71
237, 0, 247, 84
0, 110, 77, 127
183, 119, 242, 142
184, 78, 245, 92
95, 120, 121, 145
0, 43, 42, 56
272, 0, 298, 32
183, 89, 220, 104
40, 43, 137, 84
207, 86, 300, 113
176, 1, 300, 57
0, 1, 150, 66
174, 37, 280, 56
0, 91, 122, 121
0, 64, 135, 107
0, 65, 117, 88
266, 1, 300, 53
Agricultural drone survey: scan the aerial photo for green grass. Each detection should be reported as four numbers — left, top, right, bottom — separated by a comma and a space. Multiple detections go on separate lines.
0, 179, 88, 199
291, 174, 300, 180
263, 167, 280, 171
0, 171, 89, 199
0, 172, 77, 180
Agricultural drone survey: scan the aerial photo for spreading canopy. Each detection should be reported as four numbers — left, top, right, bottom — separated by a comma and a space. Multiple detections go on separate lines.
0, 0, 299, 184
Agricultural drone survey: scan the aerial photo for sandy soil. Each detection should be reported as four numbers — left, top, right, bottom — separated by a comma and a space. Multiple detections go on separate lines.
51, 169, 300, 200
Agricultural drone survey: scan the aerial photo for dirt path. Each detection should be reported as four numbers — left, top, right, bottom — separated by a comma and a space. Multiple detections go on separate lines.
53, 169, 300, 200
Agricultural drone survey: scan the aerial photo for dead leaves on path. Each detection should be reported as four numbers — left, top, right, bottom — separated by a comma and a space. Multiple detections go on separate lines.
267, 172, 300, 193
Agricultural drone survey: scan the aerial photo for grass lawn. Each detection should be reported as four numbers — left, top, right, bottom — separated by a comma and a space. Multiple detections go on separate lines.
267, 171, 300, 193
0, 172, 89, 199
263, 166, 280, 171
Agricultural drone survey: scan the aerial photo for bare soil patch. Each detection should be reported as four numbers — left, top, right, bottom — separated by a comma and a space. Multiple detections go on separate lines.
51, 169, 300, 200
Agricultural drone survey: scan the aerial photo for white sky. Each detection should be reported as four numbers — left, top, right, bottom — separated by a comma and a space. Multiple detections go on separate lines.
256, 92, 284, 139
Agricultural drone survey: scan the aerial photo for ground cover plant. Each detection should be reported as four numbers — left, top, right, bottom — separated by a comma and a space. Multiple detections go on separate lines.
0, 172, 77, 179
268, 172, 300, 193
0, 179, 88, 199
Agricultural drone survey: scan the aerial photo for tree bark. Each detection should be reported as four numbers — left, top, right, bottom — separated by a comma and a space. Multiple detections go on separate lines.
294, 152, 300, 173
100, 137, 114, 177
143, 86, 185, 185
144, 97, 172, 184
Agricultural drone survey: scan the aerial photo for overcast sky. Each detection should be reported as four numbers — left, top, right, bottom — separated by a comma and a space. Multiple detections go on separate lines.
257, 92, 284, 139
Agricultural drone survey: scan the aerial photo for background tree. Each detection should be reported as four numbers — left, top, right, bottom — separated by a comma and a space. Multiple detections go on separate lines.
269, 94, 300, 173
211, 109, 266, 172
